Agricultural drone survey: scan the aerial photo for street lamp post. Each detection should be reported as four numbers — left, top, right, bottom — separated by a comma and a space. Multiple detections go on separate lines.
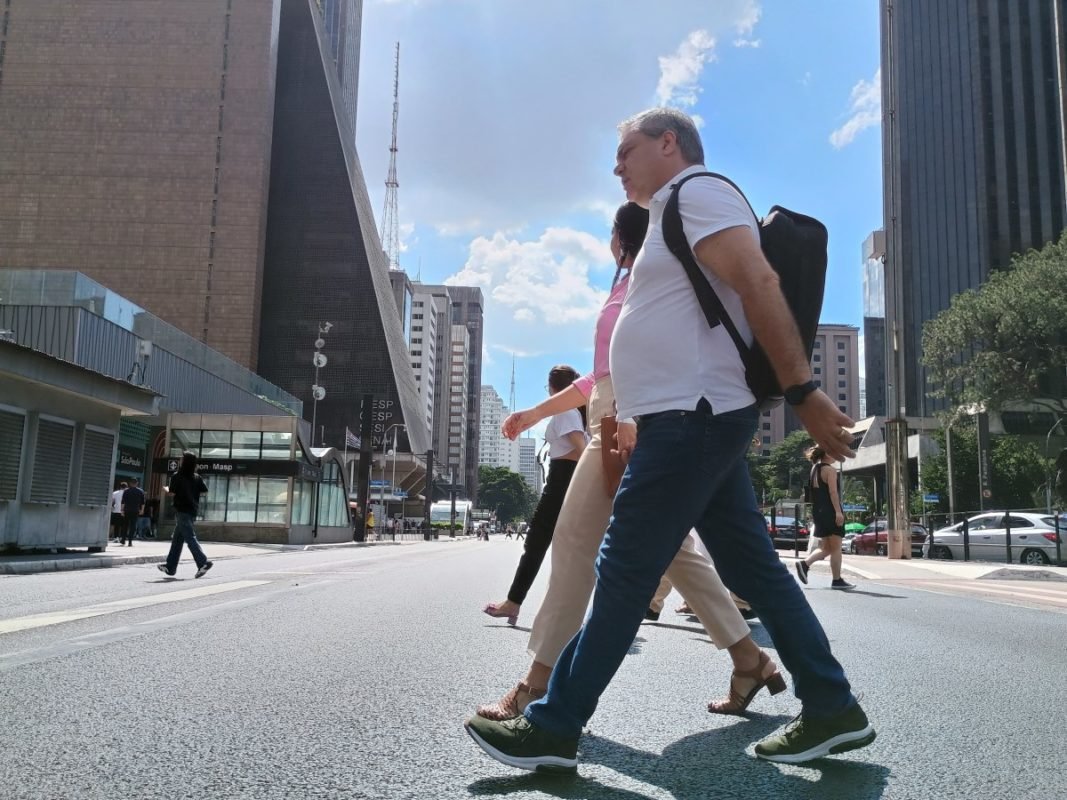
310, 322, 332, 448
380, 423, 405, 537
1045, 417, 1065, 513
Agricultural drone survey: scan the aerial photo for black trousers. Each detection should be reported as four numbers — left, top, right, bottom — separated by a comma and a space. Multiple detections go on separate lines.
121, 512, 139, 542
507, 458, 579, 605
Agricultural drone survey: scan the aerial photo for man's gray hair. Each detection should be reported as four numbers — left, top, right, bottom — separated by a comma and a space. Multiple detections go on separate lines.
618, 107, 704, 165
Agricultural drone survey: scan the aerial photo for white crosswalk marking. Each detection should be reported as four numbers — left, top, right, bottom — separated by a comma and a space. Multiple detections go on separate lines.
0, 580, 270, 635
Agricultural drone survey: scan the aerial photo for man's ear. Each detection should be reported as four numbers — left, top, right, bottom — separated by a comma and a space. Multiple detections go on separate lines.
660, 129, 677, 156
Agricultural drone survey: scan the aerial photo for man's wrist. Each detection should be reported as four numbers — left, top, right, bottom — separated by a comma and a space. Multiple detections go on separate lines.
783, 380, 818, 406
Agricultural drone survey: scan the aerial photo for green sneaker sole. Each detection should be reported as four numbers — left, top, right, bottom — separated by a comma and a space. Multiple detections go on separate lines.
755, 725, 876, 764
464, 723, 577, 774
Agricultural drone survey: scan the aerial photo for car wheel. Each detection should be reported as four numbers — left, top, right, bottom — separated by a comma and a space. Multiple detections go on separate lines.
1020, 549, 1050, 566
876, 544, 887, 556
932, 545, 953, 560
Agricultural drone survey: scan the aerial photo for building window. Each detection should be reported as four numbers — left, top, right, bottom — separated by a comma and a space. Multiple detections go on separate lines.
837, 341, 846, 350
31, 419, 74, 504
262, 432, 293, 460
838, 368, 846, 375
839, 406, 847, 413
838, 355, 845, 363
838, 393, 847, 401
78, 428, 116, 506
838, 380, 846, 388
814, 341, 822, 348
813, 354, 821, 362
256, 477, 289, 524
0, 409, 26, 501
814, 367, 821, 375
232, 431, 262, 459
762, 436, 771, 444
762, 422, 771, 431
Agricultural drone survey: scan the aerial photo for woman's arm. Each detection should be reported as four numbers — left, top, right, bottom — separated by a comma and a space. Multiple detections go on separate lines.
501, 384, 588, 440
824, 465, 844, 523
564, 430, 587, 459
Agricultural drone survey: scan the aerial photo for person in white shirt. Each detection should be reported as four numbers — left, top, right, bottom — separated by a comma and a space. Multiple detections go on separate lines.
466, 107, 873, 772
483, 366, 588, 626
109, 482, 127, 541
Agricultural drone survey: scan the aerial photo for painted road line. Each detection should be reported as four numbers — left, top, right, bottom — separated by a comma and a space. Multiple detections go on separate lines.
0, 580, 270, 635
920, 581, 1067, 607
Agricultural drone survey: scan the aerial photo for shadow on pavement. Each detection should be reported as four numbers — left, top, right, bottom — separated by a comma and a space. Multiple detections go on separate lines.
837, 589, 907, 599
468, 716, 890, 800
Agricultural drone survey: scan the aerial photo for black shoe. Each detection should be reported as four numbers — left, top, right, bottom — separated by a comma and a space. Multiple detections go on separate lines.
157, 564, 175, 577
195, 561, 214, 579
795, 561, 809, 585
831, 578, 855, 591
644, 608, 660, 621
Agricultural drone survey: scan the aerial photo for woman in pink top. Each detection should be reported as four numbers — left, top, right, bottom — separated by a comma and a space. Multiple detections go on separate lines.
475, 203, 784, 721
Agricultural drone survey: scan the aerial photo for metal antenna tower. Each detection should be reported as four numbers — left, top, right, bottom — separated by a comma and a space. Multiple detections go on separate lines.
509, 355, 517, 412
380, 42, 401, 270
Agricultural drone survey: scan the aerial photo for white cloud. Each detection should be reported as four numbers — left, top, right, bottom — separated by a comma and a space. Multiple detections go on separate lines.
734, 2, 762, 36
733, 38, 761, 48
830, 68, 881, 149
656, 30, 718, 108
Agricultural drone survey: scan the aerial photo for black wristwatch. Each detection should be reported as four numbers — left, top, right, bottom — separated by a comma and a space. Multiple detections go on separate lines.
784, 380, 818, 406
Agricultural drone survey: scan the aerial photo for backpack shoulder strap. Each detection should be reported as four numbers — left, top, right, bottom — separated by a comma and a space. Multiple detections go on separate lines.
661, 171, 758, 363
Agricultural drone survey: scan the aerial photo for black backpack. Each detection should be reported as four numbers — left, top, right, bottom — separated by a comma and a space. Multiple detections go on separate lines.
661, 172, 828, 410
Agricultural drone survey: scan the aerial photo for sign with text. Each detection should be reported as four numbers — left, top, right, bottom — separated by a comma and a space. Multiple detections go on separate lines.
153, 458, 321, 481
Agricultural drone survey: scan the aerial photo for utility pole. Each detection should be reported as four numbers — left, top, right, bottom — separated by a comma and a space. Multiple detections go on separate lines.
380, 42, 401, 270
881, 0, 911, 559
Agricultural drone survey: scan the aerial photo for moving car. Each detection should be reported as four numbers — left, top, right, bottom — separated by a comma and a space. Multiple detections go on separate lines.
849, 518, 928, 557
931, 512, 1063, 565
764, 515, 809, 550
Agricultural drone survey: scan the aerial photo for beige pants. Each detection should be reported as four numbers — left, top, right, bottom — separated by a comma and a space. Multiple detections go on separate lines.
526, 377, 750, 666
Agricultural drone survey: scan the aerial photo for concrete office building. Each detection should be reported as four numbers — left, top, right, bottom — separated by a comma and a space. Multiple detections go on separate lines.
0, 0, 429, 457
862, 230, 887, 418
479, 385, 520, 472
444, 325, 471, 485
409, 291, 444, 437
518, 437, 542, 496
882, 0, 1067, 414
758, 324, 861, 455
420, 285, 484, 503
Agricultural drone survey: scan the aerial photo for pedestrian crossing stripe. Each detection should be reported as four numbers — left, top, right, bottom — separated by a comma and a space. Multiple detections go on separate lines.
0, 580, 269, 635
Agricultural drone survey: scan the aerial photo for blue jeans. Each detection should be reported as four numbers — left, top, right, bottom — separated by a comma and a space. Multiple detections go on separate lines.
165, 512, 208, 571
525, 402, 855, 738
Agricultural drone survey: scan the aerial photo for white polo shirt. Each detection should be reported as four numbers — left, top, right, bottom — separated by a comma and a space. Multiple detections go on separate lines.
609, 165, 759, 420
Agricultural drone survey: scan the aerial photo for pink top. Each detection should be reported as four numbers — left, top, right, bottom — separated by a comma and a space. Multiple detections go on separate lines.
573, 273, 629, 399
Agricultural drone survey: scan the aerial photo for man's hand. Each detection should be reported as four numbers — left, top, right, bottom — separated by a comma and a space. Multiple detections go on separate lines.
501, 409, 541, 441
792, 390, 855, 462
611, 421, 637, 464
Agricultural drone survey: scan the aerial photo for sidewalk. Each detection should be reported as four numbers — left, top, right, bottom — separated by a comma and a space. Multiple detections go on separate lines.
784, 551, 1067, 584
0, 535, 468, 576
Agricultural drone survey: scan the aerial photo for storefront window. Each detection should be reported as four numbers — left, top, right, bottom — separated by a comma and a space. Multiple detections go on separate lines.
262, 431, 293, 460
170, 430, 201, 457
256, 478, 289, 524
292, 480, 313, 526
231, 431, 262, 459
201, 474, 227, 521
226, 475, 257, 522
201, 430, 231, 459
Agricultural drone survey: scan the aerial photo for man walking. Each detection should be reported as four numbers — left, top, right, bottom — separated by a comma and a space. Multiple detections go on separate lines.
465, 107, 874, 772
157, 452, 213, 579
119, 478, 145, 546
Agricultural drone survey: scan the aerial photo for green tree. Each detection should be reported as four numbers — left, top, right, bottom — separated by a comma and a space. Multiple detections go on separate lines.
922, 232, 1067, 417
758, 430, 815, 502
920, 423, 1050, 513
477, 465, 537, 522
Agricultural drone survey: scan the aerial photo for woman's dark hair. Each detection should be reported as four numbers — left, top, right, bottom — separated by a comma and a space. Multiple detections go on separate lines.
179, 450, 198, 477
613, 202, 650, 263
548, 365, 587, 429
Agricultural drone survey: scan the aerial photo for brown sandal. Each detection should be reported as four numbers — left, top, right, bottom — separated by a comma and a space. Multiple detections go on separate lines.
707, 651, 787, 716
475, 681, 546, 721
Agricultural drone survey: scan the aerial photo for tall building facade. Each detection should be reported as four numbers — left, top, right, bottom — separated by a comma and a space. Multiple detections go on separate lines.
410, 290, 444, 436
422, 284, 484, 503
444, 324, 471, 484
862, 230, 887, 418
882, 0, 1067, 414
479, 385, 520, 472
518, 437, 543, 496
0, 0, 430, 455
0, 0, 281, 370
758, 324, 861, 454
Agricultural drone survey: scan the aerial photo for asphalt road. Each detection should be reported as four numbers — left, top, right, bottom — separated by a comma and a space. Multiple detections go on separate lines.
1, 539, 1065, 800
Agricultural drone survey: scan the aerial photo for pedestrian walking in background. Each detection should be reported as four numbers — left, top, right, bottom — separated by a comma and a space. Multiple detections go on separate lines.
795, 446, 854, 590
158, 451, 213, 579
110, 481, 127, 541
466, 107, 871, 771
119, 478, 145, 546
483, 366, 589, 626
475, 202, 781, 727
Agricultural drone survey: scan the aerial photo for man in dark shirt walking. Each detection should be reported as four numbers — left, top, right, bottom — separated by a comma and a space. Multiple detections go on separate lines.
158, 451, 213, 579
119, 478, 145, 546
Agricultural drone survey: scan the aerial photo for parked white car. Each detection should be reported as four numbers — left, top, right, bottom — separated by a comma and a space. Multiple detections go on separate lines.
931, 512, 1064, 565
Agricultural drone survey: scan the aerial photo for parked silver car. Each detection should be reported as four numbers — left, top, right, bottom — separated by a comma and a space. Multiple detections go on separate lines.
931, 512, 1064, 565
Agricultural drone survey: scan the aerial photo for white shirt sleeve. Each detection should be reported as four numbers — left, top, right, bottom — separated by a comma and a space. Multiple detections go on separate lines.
679, 176, 759, 251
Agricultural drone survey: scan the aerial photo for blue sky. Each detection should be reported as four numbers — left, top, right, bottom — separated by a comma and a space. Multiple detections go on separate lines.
356, 0, 883, 424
